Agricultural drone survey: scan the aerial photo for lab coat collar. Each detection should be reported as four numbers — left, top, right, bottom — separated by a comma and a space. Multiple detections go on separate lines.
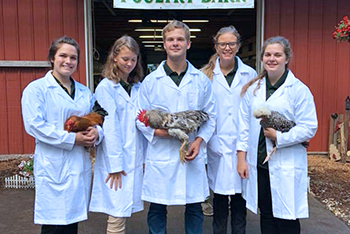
213, 56, 250, 92
44, 71, 85, 104
154, 60, 200, 90
213, 58, 231, 92
264, 70, 297, 103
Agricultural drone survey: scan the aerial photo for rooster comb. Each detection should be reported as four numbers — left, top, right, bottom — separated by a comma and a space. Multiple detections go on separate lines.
137, 109, 147, 122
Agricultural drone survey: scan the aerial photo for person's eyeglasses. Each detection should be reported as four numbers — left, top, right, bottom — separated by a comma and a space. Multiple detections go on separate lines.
216, 42, 239, 49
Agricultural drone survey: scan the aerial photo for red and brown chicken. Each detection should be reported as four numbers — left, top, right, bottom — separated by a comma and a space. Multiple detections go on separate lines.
64, 101, 108, 158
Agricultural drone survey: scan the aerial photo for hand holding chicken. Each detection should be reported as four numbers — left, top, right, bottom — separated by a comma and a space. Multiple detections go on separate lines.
137, 109, 209, 163
253, 106, 296, 164
64, 102, 108, 158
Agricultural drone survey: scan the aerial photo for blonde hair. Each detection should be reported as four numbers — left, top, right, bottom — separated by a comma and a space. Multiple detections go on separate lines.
102, 35, 143, 83
240, 36, 292, 96
201, 26, 241, 80
162, 20, 191, 42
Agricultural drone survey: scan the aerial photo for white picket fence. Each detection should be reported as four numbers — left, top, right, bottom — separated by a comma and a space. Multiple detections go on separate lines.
4, 174, 35, 189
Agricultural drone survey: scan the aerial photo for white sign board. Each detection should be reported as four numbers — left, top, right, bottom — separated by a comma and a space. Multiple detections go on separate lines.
113, 0, 254, 10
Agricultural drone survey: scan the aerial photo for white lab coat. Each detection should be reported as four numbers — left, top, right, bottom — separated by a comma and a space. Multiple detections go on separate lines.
207, 57, 257, 195
89, 78, 145, 217
137, 61, 216, 205
21, 71, 103, 225
236, 70, 318, 219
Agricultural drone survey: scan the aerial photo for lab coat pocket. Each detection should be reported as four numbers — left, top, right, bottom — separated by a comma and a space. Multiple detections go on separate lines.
41, 147, 69, 183
187, 89, 199, 110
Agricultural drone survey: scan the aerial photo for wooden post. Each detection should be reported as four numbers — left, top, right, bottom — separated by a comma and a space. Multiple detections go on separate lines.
336, 114, 344, 150
343, 97, 350, 162
329, 113, 338, 146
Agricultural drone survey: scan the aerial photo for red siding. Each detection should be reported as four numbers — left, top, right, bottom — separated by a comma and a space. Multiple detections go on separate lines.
0, 0, 85, 154
265, 0, 350, 152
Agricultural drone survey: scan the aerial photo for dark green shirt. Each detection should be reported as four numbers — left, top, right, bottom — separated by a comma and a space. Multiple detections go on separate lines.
119, 79, 133, 96
224, 57, 238, 87
53, 75, 75, 99
257, 69, 289, 169
164, 62, 188, 86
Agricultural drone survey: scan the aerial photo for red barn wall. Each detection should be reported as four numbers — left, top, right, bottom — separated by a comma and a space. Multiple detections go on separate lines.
265, 0, 350, 152
0, 0, 86, 154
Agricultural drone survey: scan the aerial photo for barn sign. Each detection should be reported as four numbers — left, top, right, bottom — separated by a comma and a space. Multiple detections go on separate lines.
113, 0, 254, 9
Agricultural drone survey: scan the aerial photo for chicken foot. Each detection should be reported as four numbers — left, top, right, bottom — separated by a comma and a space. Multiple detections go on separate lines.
263, 146, 276, 164
168, 128, 189, 164
179, 140, 189, 164
85, 146, 96, 159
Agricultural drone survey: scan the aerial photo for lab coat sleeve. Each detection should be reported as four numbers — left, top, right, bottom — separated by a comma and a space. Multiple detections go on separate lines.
95, 83, 124, 173
236, 88, 252, 152
276, 84, 318, 148
21, 83, 76, 150
196, 76, 217, 144
136, 79, 156, 144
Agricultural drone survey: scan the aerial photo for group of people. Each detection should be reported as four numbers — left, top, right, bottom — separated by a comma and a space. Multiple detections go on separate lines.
21, 20, 317, 234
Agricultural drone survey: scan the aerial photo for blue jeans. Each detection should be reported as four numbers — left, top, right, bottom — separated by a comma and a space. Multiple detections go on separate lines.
147, 202, 204, 234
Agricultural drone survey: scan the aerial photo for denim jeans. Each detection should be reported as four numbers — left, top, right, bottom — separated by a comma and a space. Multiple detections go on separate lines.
258, 167, 300, 234
212, 193, 246, 234
147, 202, 204, 234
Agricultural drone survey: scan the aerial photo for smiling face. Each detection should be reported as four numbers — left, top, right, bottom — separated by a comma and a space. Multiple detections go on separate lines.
51, 43, 78, 80
262, 43, 288, 80
114, 46, 138, 79
215, 32, 239, 62
163, 28, 191, 61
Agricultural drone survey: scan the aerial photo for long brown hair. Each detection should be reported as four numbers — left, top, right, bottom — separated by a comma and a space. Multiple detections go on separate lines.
201, 26, 241, 80
240, 36, 292, 96
102, 35, 143, 83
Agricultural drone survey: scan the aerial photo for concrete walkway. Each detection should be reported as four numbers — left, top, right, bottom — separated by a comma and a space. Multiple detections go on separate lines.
0, 189, 349, 234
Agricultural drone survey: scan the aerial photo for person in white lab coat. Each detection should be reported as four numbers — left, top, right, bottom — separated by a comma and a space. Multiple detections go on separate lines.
201, 26, 257, 234
236, 36, 318, 234
137, 20, 216, 234
21, 36, 103, 234
89, 35, 145, 234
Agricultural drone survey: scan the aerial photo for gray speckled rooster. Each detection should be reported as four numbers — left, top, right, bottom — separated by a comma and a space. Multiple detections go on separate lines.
137, 109, 209, 163
253, 106, 296, 163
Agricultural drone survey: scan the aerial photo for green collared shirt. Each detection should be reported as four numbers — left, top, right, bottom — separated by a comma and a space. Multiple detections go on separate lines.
53, 74, 75, 99
257, 69, 289, 169
224, 57, 238, 87
164, 62, 188, 87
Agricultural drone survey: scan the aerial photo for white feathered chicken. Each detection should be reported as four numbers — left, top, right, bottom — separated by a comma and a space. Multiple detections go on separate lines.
253, 106, 296, 164
137, 109, 209, 163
